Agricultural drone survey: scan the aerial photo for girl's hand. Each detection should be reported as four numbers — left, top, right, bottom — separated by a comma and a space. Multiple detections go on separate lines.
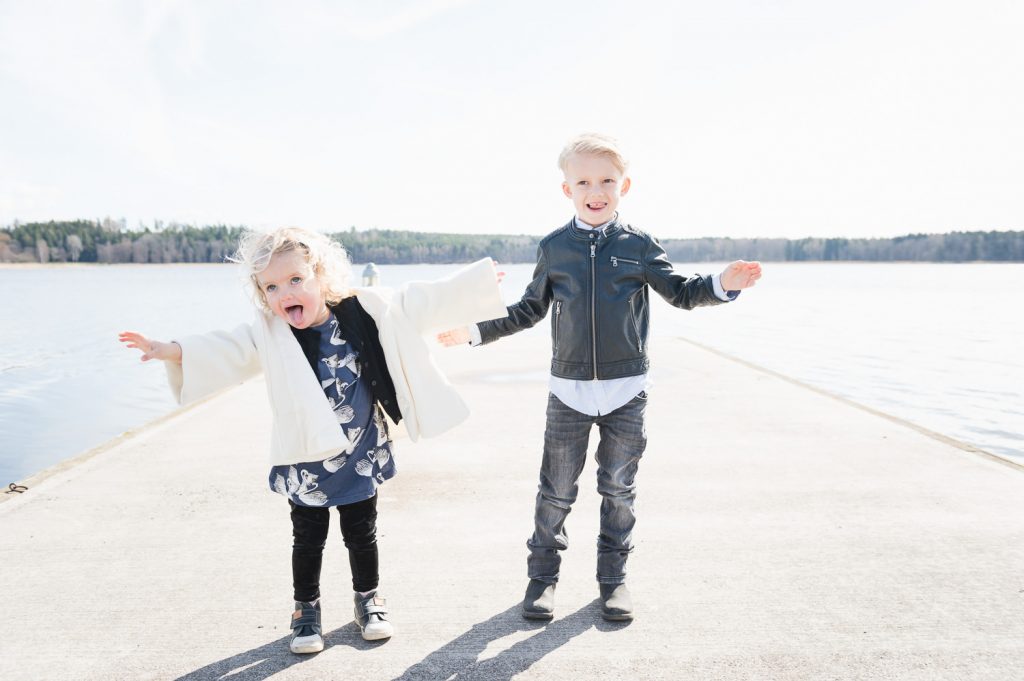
436, 327, 471, 347
118, 331, 182, 364
720, 260, 763, 291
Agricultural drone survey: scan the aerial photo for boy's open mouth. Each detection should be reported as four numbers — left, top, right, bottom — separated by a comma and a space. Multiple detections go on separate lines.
587, 202, 607, 211
285, 304, 304, 325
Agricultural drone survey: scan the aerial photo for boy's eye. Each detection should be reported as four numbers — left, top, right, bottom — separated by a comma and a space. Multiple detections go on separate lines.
577, 180, 588, 186
603, 178, 615, 184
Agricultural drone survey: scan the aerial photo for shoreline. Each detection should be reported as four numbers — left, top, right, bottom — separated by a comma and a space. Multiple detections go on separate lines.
676, 337, 1024, 473
0, 383, 240, 506
6, 340, 1018, 506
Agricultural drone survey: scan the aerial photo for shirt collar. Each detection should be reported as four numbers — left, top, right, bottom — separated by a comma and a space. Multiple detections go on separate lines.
573, 213, 618, 236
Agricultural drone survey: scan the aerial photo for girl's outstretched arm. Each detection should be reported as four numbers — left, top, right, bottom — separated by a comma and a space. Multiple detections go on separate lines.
118, 331, 182, 364
392, 258, 506, 335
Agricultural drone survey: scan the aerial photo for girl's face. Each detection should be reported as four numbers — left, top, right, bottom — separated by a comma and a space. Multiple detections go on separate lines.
255, 249, 331, 329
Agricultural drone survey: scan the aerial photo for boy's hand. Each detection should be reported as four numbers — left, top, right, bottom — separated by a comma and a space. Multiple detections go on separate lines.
436, 326, 471, 347
720, 260, 762, 291
118, 331, 182, 364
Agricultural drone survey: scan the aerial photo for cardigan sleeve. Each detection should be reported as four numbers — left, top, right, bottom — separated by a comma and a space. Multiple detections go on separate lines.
163, 323, 262, 405
394, 258, 508, 335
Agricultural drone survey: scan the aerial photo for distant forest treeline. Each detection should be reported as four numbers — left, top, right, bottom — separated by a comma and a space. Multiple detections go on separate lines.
2, 219, 1022, 264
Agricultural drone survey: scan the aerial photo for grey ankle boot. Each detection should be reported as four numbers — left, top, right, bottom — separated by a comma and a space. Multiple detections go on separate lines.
290, 600, 324, 654
354, 590, 393, 641
522, 579, 556, 620
599, 583, 633, 621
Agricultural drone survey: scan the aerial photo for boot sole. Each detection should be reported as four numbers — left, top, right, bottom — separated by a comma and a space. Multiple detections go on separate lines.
290, 639, 325, 654
601, 611, 633, 622
522, 610, 554, 621
359, 625, 394, 641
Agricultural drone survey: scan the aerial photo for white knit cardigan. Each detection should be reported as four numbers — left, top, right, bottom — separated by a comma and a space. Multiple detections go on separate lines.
163, 258, 506, 465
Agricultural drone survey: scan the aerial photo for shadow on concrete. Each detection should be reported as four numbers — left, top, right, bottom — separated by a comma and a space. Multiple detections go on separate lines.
393, 600, 627, 681
173, 622, 377, 681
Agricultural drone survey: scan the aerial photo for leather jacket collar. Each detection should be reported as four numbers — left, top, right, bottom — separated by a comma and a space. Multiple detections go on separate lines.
567, 216, 623, 241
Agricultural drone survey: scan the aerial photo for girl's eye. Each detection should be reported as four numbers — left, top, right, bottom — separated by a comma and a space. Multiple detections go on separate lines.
265, 284, 276, 293
291, 276, 302, 285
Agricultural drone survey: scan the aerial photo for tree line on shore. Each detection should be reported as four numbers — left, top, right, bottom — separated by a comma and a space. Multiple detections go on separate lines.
2, 219, 1022, 264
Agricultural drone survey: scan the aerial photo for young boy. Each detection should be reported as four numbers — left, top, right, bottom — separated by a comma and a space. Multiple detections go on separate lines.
438, 133, 762, 622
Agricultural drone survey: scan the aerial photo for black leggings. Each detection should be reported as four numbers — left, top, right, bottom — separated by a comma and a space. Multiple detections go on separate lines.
290, 494, 379, 601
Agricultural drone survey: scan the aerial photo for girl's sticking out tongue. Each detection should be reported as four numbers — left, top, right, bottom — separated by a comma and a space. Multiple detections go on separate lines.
287, 304, 304, 326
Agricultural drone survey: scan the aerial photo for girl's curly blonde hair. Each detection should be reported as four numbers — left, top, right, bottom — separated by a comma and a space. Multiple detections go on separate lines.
230, 227, 353, 312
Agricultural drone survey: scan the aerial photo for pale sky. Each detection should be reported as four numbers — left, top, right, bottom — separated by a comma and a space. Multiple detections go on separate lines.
1, 0, 1021, 239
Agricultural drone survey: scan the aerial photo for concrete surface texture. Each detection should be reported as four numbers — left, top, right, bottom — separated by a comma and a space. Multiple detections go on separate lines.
1, 331, 1022, 681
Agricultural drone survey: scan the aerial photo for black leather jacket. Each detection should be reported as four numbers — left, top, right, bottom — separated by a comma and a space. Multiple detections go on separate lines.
478, 218, 727, 380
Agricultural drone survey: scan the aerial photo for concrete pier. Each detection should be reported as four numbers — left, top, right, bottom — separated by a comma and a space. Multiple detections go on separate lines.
1, 332, 1021, 680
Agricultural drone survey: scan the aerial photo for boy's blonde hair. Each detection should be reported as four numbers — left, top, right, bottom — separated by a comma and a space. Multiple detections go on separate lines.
557, 132, 629, 175
231, 227, 353, 312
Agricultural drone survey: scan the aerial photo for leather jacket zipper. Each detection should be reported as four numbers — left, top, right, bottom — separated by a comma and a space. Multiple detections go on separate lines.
553, 301, 562, 351
611, 256, 640, 267
628, 296, 643, 352
590, 241, 597, 379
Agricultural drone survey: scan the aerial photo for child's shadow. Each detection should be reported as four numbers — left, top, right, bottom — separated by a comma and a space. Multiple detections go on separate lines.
172, 601, 626, 681
393, 599, 626, 681
172, 622, 374, 681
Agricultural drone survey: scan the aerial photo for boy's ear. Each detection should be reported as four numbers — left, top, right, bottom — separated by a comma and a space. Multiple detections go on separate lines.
562, 181, 573, 199
620, 176, 632, 196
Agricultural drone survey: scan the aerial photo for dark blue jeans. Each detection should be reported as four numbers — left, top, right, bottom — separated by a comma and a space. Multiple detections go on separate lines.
527, 392, 647, 585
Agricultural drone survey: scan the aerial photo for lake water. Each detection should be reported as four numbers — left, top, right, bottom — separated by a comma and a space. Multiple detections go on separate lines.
1, 262, 1021, 484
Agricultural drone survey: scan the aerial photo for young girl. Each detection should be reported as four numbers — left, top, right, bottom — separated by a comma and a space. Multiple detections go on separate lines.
119, 227, 505, 654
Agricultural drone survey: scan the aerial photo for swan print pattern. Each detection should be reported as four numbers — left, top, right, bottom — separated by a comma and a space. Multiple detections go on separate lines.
268, 313, 395, 506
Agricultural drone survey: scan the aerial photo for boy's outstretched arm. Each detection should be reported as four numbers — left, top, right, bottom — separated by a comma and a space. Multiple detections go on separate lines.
720, 260, 762, 291
118, 331, 182, 364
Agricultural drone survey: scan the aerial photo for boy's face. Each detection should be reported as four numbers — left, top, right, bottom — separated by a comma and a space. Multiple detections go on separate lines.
256, 249, 331, 329
561, 153, 631, 227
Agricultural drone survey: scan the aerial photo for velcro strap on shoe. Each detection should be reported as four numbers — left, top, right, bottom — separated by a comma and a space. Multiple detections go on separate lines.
292, 610, 321, 629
